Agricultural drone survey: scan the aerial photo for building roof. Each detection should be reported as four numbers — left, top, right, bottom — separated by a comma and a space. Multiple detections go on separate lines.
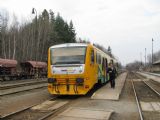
0, 58, 18, 68
153, 60, 160, 65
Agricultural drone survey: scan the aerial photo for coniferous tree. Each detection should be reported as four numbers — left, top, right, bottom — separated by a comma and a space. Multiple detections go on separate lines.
108, 46, 112, 56
54, 13, 66, 43
69, 20, 76, 43
0, 9, 78, 61
49, 10, 58, 45
63, 21, 69, 43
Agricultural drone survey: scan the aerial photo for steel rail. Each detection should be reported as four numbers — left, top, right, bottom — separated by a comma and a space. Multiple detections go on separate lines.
2, 98, 75, 120
145, 72, 160, 77
0, 86, 47, 96
0, 105, 35, 119
38, 102, 68, 120
131, 78, 144, 120
0, 80, 47, 90
38, 97, 79, 120
142, 80, 160, 96
135, 73, 160, 97
0, 97, 56, 119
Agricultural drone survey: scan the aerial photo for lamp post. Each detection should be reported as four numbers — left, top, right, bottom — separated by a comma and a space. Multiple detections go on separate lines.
0, 14, 2, 57
32, 8, 37, 61
152, 38, 154, 64
32, 8, 38, 79
0, 14, 2, 30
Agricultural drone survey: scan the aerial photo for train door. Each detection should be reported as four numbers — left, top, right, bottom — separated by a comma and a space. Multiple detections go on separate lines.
101, 58, 108, 83
105, 58, 108, 82
89, 48, 97, 86
102, 57, 105, 83
103, 58, 106, 81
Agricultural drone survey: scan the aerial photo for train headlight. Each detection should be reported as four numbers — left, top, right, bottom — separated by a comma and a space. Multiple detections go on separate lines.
76, 78, 84, 84
79, 66, 83, 73
48, 78, 56, 83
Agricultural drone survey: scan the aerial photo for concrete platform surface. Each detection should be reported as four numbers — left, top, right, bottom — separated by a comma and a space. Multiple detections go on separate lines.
91, 72, 127, 100
52, 107, 113, 120
31, 100, 68, 111
137, 72, 160, 83
140, 101, 160, 112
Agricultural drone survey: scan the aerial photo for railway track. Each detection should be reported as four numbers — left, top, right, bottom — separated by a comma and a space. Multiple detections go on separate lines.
131, 72, 160, 120
131, 75, 144, 120
145, 72, 160, 77
0, 79, 47, 96
0, 78, 101, 120
0, 104, 37, 119
0, 96, 80, 120
0, 80, 47, 90
0, 78, 46, 85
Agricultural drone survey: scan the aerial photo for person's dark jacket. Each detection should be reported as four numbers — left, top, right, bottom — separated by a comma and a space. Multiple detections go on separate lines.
107, 67, 117, 80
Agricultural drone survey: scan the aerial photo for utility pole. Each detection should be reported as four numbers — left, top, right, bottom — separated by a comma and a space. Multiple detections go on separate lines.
145, 48, 146, 66
140, 52, 142, 65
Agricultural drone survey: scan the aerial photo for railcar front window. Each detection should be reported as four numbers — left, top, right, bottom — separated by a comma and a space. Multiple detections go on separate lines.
50, 47, 86, 65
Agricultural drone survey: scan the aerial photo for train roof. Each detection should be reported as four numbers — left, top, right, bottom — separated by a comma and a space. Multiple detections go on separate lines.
21, 61, 47, 68
50, 43, 88, 49
0, 58, 18, 68
49, 43, 118, 63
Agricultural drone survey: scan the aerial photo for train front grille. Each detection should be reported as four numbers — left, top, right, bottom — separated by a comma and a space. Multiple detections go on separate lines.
57, 78, 76, 84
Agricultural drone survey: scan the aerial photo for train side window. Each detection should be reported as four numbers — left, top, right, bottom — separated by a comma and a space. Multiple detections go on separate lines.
96, 53, 99, 64
91, 50, 94, 64
106, 58, 108, 68
99, 54, 101, 64
102, 58, 104, 70
95, 51, 97, 63
96, 53, 101, 64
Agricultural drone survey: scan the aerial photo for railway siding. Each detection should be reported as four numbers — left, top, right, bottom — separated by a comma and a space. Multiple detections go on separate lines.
1, 98, 77, 120
137, 72, 160, 83
0, 79, 47, 89
132, 73, 160, 120
1, 72, 160, 120
140, 102, 160, 111
0, 79, 47, 96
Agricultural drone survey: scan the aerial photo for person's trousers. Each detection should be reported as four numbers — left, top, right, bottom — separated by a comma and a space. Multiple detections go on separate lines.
110, 79, 115, 88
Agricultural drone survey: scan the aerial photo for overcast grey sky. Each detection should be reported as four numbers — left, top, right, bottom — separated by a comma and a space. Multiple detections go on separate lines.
0, 0, 160, 65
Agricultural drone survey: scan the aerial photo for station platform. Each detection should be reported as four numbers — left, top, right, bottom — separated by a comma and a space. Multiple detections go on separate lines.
52, 107, 113, 120
137, 72, 160, 83
91, 72, 127, 100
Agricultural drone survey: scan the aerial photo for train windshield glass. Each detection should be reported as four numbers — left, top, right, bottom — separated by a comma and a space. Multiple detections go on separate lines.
50, 47, 86, 65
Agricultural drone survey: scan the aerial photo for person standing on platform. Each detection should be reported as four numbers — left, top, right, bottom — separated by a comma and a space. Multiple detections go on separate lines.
107, 62, 117, 88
